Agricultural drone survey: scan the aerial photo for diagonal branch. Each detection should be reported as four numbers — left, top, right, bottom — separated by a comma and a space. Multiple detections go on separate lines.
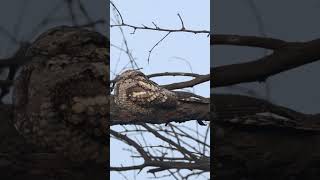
212, 38, 320, 87
110, 129, 151, 161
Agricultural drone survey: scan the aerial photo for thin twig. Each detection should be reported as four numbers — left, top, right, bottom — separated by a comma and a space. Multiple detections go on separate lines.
147, 32, 171, 63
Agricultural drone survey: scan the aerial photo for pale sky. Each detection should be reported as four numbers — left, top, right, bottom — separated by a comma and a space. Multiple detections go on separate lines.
110, 0, 210, 179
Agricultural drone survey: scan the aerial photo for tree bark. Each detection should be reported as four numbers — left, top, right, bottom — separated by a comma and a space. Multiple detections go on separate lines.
213, 94, 320, 180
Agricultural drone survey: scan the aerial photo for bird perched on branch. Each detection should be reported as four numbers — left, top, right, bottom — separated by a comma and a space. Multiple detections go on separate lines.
12, 26, 109, 163
114, 69, 207, 125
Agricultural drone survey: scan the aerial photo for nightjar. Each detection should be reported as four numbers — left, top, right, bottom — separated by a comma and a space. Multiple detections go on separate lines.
114, 70, 178, 115
12, 26, 109, 163
113, 70, 208, 126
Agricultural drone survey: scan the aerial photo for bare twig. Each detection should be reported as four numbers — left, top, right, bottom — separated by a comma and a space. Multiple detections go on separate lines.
177, 13, 185, 30
110, 1, 124, 24
110, 124, 210, 176
111, 23, 209, 35
147, 32, 171, 63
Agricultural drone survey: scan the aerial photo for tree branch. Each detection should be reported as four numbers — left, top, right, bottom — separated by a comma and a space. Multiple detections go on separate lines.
110, 124, 210, 174
110, 94, 209, 126
212, 37, 320, 87
212, 93, 320, 179
161, 74, 210, 90
212, 34, 289, 49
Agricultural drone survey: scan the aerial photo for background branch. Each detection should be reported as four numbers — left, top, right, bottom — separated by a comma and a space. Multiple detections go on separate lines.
212, 36, 320, 87
212, 34, 288, 49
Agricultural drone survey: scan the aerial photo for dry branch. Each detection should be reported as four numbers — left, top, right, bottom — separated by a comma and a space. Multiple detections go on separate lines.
110, 124, 210, 175
212, 35, 320, 87
110, 94, 209, 126
212, 34, 288, 49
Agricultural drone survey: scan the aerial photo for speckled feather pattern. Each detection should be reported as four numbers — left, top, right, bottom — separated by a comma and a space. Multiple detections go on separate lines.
114, 70, 181, 115
12, 26, 109, 163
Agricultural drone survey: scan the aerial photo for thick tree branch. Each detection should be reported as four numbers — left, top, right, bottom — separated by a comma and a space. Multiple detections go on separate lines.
212, 34, 289, 49
212, 37, 320, 87
212, 93, 320, 179
110, 94, 209, 126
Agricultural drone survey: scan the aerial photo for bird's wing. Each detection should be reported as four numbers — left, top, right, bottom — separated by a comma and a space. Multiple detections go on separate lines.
126, 80, 176, 108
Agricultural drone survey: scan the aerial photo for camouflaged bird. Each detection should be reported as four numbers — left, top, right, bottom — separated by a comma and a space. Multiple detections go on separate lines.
212, 94, 320, 131
12, 26, 109, 163
113, 70, 208, 125
114, 70, 178, 115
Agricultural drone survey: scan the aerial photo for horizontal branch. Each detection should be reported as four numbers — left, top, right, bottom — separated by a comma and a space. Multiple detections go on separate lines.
111, 23, 210, 34
111, 2, 209, 35
110, 94, 209, 126
110, 158, 209, 172
147, 72, 201, 78
111, 73, 210, 92
162, 74, 210, 90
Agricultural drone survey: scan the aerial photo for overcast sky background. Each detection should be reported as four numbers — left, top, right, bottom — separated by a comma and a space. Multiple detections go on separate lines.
110, 1, 210, 179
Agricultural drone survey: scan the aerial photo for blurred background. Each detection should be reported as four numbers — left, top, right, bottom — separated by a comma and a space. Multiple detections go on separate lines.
213, 0, 320, 114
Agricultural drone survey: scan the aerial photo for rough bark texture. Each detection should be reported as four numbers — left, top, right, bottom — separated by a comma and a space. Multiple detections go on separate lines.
110, 95, 209, 125
213, 94, 320, 180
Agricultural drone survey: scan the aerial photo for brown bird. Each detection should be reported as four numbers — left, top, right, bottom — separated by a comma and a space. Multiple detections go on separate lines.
114, 70, 208, 125
114, 70, 178, 115
12, 26, 109, 163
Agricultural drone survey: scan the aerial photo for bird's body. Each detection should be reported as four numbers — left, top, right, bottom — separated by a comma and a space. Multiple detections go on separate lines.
113, 70, 208, 126
114, 70, 178, 115
12, 26, 109, 163
212, 94, 320, 130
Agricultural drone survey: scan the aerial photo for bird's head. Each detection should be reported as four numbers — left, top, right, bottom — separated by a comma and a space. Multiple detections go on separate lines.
114, 69, 146, 82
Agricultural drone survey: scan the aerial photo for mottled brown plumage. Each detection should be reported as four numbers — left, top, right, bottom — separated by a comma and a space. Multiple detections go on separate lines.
114, 70, 178, 115
12, 26, 109, 163
212, 94, 319, 130
113, 70, 208, 126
